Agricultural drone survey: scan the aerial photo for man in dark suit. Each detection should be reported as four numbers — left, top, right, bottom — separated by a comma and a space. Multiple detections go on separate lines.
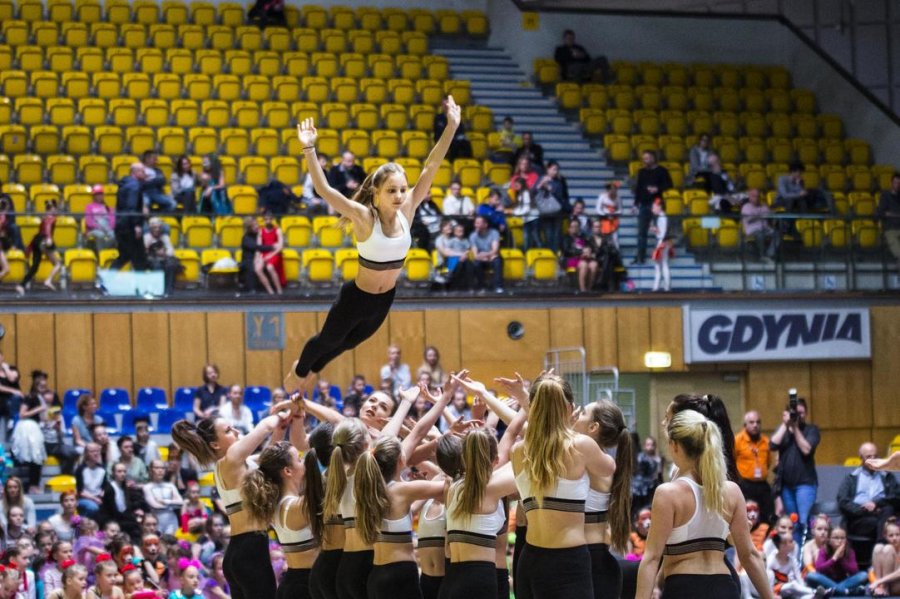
837, 442, 899, 548
327, 152, 366, 198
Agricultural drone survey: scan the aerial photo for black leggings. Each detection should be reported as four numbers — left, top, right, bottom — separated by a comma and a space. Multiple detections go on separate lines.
587, 544, 621, 599
662, 574, 739, 599
440, 561, 496, 599
224, 531, 276, 599
512, 526, 526, 599
278, 568, 312, 599
420, 572, 443, 599
296, 281, 396, 377
496, 569, 509, 599
335, 550, 374, 599
368, 561, 422, 599
22, 236, 49, 287
515, 544, 592, 599
310, 549, 342, 599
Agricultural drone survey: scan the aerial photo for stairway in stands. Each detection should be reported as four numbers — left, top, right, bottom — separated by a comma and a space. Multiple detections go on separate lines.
434, 42, 717, 291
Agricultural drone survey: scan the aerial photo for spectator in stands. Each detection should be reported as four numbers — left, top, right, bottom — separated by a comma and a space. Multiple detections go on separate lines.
133, 416, 160, 465
239, 216, 273, 293
248, 0, 284, 27
877, 172, 900, 275
256, 210, 285, 296
219, 384, 254, 435
258, 179, 298, 217
48, 491, 77, 542
101, 462, 143, 541
554, 29, 611, 83
650, 200, 672, 292
561, 219, 598, 293
71, 393, 103, 451
199, 154, 230, 216
327, 152, 366, 198
513, 132, 545, 172
747, 500, 772, 552
442, 180, 476, 220
570, 199, 590, 236
11, 370, 58, 493
441, 388, 472, 432
192, 364, 226, 421
770, 397, 820, 545
141, 151, 176, 213
143, 460, 183, 535
303, 153, 333, 216
170, 156, 199, 214
741, 189, 778, 262
0, 354, 20, 448
91, 423, 120, 466
1, 477, 36, 533
380, 345, 412, 396
113, 436, 149, 485
632, 151, 672, 264
0, 198, 14, 287
75, 443, 107, 519
476, 188, 509, 243
111, 163, 149, 272
627, 507, 652, 560
870, 519, 900, 597
735, 410, 775, 525
435, 221, 476, 290
42, 395, 77, 477
164, 444, 196, 497
802, 514, 831, 572
434, 98, 472, 161
469, 214, 504, 293
490, 116, 521, 164
837, 442, 898, 550
776, 162, 828, 215
806, 525, 869, 595
510, 157, 541, 250
144, 217, 180, 296
343, 375, 370, 417
704, 154, 741, 214
597, 182, 622, 249
314, 379, 341, 410
687, 133, 713, 185
632, 436, 663, 517
416, 346, 446, 387
18, 199, 63, 295
411, 191, 443, 252
84, 185, 116, 254
765, 533, 817, 599
535, 161, 570, 253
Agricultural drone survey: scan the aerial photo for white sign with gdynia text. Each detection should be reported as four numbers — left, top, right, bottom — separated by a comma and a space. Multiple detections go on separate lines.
683, 307, 871, 363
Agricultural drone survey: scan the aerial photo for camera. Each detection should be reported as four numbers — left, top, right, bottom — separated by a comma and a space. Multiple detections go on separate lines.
788, 388, 798, 421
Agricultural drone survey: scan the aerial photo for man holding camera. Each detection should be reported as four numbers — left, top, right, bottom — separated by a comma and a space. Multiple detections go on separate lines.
770, 393, 820, 545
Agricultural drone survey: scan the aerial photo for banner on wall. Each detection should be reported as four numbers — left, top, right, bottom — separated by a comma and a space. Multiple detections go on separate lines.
682, 307, 871, 363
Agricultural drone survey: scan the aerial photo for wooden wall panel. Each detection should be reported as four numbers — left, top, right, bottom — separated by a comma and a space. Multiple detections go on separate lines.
280, 312, 320, 386
816, 428, 871, 466
746, 363, 811, 425
424, 310, 461, 374
873, 428, 898, 457
649, 306, 685, 371
206, 312, 245, 387
616, 307, 650, 372
93, 313, 132, 395
245, 349, 283, 389
0, 314, 18, 365
810, 361, 872, 430
16, 313, 55, 385
131, 313, 171, 397
870, 306, 900, 428
549, 308, 584, 350
460, 309, 548, 380
583, 307, 618, 369
351, 314, 390, 388
389, 311, 426, 383
169, 313, 208, 391
54, 313, 94, 394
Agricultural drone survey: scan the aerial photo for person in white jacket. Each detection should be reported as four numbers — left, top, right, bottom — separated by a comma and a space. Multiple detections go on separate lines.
649, 200, 671, 292
766, 533, 824, 599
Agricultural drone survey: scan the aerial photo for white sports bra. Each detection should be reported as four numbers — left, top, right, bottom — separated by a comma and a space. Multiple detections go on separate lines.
215, 460, 250, 516
272, 496, 316, 553
417, 499, 446, 549
340, 474, 356, 527
377, 482, 413, 543
585, 488, 610, 524
356, 211, 411, 271
515, 469, 589, 514
446, 487, 507, 549
664, 476, 729, 556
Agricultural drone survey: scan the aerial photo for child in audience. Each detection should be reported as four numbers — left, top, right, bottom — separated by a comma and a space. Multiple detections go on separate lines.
801, 515, 830, 576
87, 560, 124, 599
179, 482, 209, 537
41, 541, 74, 594
746, 500, 771, 552
168, 563, 200, 599
869, 518, 900, 597
766, 533, 820, 598
806, 526, 869, 595
201, 553, 229, 599
764, 515, 796, 560
626, 507, 651, 561
44, 562, 86, 599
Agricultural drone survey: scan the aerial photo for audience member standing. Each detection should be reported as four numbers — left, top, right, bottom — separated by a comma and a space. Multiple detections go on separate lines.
877, 172, 900, 275
735, 410, 774, 525
770, 398, 820, 545
111, 163, 149, 272
513, 132, 544, 171
632, 151, 672, 264
632, 436, 663, 516
379, 345, 411, 396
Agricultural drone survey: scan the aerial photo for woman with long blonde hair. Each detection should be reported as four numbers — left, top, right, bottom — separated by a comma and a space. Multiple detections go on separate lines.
635, 410, 772, 599
511, 374, 606, 599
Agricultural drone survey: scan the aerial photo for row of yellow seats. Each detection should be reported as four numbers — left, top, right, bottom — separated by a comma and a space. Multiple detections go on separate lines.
682, 218, 881, 251
662, 187, 879, 218
0, 98, 489, 138
1, 45, 450, 82
580, 108, 842, 141
0, 0, 487, 37
557, 82, 813, 115
0, 70, 469, 106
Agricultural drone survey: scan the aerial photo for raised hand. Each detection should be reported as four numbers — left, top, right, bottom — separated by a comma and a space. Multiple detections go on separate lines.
494, 372, 528, 400
445, 95, 461, 128
451, 374, 487, 397
297, 117, 318, 147
399, 385, 422, 404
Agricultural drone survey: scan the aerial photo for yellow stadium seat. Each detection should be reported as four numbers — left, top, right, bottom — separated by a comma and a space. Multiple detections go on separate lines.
13, 98, 42, 128
64, 184, 92, 213
313, 216, 344, 248
157, 127, 186, 156
300, 4, 326, 29
183, 216, 214, 248
409, 104, 435, 132
1, 184, 27, 213
348, 31, 374, 55
47, 154, 76, 185
376, 30, 402, 55
0, 71, 27, 98
280, 248, 300, 285
281, 216, 312, 247
500, 248, 525, 282
403, 31, 428, 55
360, 77, 387, 104
162, 0, 187, 24
321, 28, 347, 54
301, 76, 329, 103
824, 219, 850, 248
214, 216, 244, 249
111, 156, 136, 180
14, 154, 42, 184
78, 156, 108, 185
264, 27, 290, 52
48, 0, 74, 23
356, 7, 382, 32
526, 248, 558, 283
272, 75, 300, 102
370, 130, 398, 159
172, 248, 199, 286
227, 185, 256, 215
316, 128, 340, 157
401, 130, 429, 160
846, 165, 872, 191
240, 156, 269, 186
792, 89, 816, 114
262, 101, 290, 129
463, 10, 488, 36
303, 249, 335, 284
30, 183, 60, 210
0, 125, 26, 155
251, 128, 279, 158
334, 248, 358, 282
404, 248, 432, 284
220, 129, 250, 157
46, 475, 76, 493
853, 220, 880, 249
845, 139, 871, 165
341, 129, 371, 158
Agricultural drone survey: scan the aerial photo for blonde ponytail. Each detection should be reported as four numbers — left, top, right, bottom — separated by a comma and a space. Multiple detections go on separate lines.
323, 419, 367, 520
451, 428, 497, 523
667, 410, 726, 517
523, 375, 576, 505
353, 436, 401, 546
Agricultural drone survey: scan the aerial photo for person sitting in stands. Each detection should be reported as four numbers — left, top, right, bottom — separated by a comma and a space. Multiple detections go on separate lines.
554, 29, 611, 83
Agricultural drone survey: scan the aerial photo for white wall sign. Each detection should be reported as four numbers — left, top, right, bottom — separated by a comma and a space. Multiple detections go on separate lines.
683, 307, 871, 363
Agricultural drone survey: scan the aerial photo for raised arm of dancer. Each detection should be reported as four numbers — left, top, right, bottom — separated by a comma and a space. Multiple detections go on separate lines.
867, 450, 900, 471
300, 397, 345, 424
729, 484, 774, 599
409, 96, 461, 208
297, 119, 371, 224
497, 407, 528, 467
382, 386, 418, 439
290, 407, 309, 453
401, 384, 451, 462
225, 412, 290, 465
493, 372, 531, 409
452, 374, 517, 424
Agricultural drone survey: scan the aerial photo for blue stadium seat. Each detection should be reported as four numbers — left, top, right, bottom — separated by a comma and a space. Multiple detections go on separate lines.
156, 409, 183, 434
173, 387, 196, 413
120, 411, 150, 436
136, 387, 169, 412
244, 386, 271, 410
312, 385, 342, 408
63, 388, 90, 414
97, 409, 120, 434
100, 388, 131, 412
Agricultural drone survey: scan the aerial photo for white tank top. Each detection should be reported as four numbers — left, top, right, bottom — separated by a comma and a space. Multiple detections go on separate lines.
515, 469, 589, 514
272, 496, 316, 553
446, 485, 507, 548
356, 211, 411, 270
417, 499, 446, 548
215, 460, 251, 515
585, 488, 610, 524
664, 476, 730, 555
377, 481, 413, 543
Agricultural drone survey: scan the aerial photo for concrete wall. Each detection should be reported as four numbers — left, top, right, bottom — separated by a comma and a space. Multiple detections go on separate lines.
487, 0, 900, 165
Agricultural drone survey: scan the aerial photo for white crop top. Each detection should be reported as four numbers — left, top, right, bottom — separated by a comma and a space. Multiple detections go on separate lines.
585, 488, 610, 524
340, 474, 356, 526
446, 487, 506, 549
664, 476, 729, 555
417, 499, 446, 548
215, 460, 251, 516
272, 496, 316, 553
377, 483, 413, 543
356, 211, 411, 271
515, 469, 589, 514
